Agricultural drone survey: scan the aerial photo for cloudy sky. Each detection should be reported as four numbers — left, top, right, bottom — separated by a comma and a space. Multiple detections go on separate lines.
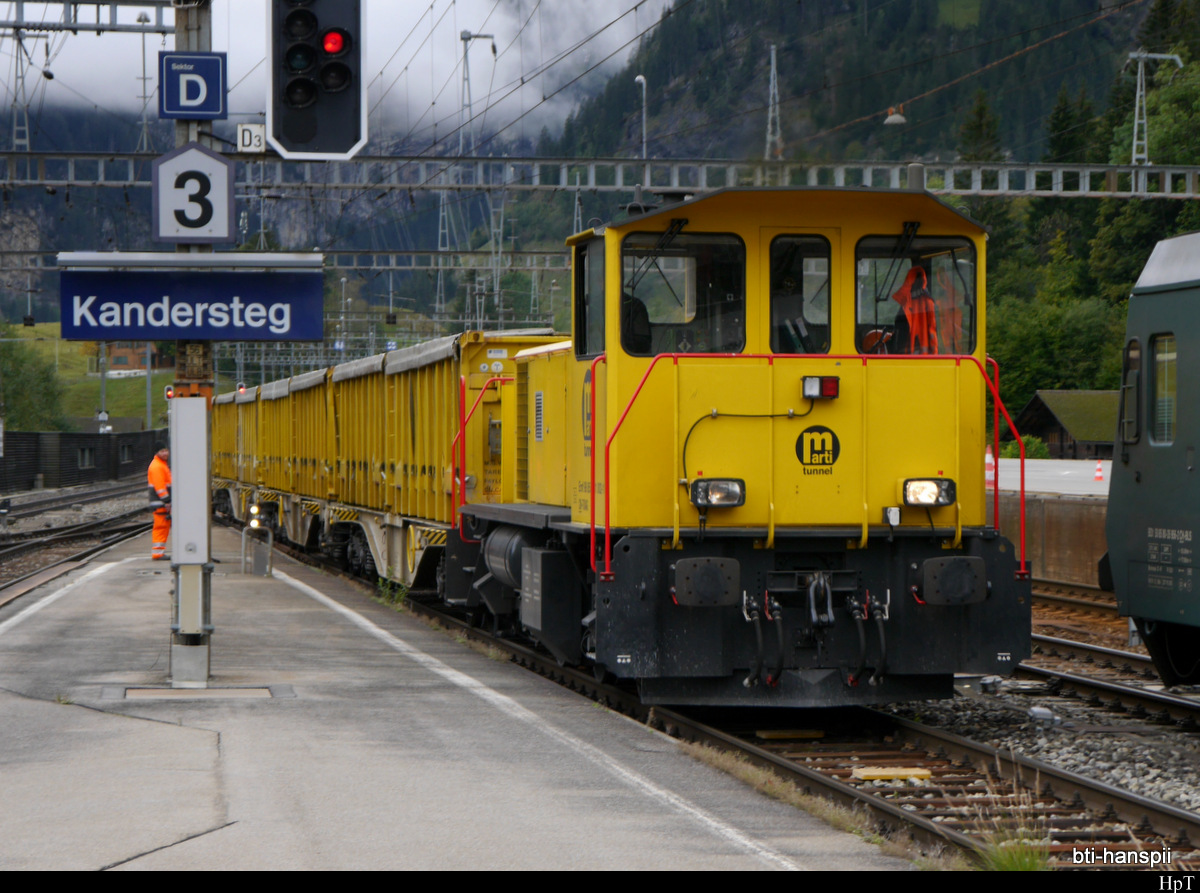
2, 0, 670, 147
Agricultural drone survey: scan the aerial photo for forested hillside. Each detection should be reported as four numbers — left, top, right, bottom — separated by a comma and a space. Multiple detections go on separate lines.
542, 0, 1141, 162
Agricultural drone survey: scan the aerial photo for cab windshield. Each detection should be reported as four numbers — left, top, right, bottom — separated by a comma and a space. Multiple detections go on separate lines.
855, 235, 976, 355
620, 231, 745, 356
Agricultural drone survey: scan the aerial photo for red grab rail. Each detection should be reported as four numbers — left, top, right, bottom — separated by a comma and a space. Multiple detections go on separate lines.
451, 374, 514, 543
588, 352, 1028, 582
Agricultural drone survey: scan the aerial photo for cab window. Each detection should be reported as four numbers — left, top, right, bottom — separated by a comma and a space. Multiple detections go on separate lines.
620, 231, 745, 355
770, 235, 830, 353
1151, 334, 1177, 444
855, 235, 976, 354
573, 237, 605, 359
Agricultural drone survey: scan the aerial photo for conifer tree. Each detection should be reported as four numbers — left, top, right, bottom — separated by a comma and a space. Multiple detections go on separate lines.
958, 90, 1002, 162
1140, 0, 1179, 53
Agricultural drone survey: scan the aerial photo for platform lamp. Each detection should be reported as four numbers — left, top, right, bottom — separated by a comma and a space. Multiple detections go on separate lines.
23, 270, 35, 326
634, 74, 647, 161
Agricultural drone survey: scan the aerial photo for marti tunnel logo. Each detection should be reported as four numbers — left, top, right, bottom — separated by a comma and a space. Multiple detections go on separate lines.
796, 426, 839, 475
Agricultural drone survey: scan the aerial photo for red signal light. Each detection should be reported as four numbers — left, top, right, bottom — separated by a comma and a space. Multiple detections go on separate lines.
322, 29, 348, 55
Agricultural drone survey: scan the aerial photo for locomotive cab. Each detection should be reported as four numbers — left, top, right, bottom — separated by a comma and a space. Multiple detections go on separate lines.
463, 186, 1031, 706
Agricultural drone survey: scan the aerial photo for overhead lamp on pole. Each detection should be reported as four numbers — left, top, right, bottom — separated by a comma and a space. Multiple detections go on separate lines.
634, 74, 647, 160
340, 276, 348, 355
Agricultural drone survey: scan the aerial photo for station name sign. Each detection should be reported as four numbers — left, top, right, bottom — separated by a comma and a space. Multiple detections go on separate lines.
58, 253, 325, 342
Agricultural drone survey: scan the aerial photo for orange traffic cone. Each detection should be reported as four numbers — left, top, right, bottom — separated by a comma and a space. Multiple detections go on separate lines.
1094, 459, 1104, 482
985, 445, 996, 490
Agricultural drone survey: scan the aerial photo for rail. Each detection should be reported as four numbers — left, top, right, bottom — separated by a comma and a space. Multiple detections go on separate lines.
589, 352, 1029, 582
452, 375, 514, 543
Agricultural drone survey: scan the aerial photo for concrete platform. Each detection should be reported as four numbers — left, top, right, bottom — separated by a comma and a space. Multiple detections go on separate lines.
0, 528, 912, 871
996, 458, 1110, 496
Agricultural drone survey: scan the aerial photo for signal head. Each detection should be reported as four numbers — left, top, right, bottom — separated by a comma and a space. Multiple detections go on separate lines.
269, 0, 365, 160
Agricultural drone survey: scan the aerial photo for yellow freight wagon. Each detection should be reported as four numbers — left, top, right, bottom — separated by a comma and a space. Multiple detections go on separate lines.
289, 368, 330, 501
211, 390, 238, 484
212, 329, 559, 584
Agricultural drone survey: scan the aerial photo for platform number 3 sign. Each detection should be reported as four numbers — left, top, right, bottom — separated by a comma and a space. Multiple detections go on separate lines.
152, 142, 236, 244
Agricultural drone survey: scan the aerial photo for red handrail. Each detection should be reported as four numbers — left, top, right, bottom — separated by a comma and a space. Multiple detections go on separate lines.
987, 356, 1001, 533
588, 354, 607, 571
451, 374, 514, 543
590, 352, 1028, 581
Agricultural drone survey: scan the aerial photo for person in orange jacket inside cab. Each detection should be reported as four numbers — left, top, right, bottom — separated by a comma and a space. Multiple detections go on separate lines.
148, 442, 172, 560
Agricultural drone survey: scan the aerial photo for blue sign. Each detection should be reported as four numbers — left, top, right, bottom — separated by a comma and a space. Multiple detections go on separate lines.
159, 52, 227, 120
60, 270, 324, 342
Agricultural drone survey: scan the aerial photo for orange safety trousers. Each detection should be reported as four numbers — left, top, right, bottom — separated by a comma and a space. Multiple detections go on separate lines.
148, 454, 172, 559
152, 509, 171, 559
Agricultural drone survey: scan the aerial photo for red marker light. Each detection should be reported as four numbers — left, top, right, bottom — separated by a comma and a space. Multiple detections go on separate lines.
322, 29, 347, 55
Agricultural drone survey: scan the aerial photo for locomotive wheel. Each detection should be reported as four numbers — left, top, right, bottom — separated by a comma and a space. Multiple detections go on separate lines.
1138, 619, 1200, 686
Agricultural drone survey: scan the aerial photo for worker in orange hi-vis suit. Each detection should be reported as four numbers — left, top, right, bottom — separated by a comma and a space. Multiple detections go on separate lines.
147, 442, 172, 560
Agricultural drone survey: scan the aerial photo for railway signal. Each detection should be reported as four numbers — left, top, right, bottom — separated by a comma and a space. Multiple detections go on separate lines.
267, 0, 366, 160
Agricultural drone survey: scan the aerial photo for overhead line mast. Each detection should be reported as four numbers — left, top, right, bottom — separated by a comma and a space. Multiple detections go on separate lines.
765, 43, 783, 162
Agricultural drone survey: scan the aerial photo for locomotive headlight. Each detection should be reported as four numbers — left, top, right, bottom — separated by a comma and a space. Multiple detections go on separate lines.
690, 478, 746, 508
901, 478, 956, 506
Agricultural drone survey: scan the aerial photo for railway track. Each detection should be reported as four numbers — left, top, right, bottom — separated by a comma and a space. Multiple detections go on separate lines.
657, 707, 1200, 870
0, 519, 151, 607
462, 590, 1200, 868
1033, 580, 1119, 617
378, 584, 1200, 868
2, 481, 147, 521
239, 531, 1200, 868
0, 508, 151, 564
1022, 634, 1200, 730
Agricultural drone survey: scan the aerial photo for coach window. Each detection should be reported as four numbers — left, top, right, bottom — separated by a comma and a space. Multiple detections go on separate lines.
574, 237, 605, 359
855, 236, 976, 355
770, 235, 830, 353
620, 231, 745, 356
1150, 334, 1176, 444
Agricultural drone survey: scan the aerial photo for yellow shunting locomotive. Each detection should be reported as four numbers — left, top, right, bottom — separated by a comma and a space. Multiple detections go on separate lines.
213, 185, 1031, 707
